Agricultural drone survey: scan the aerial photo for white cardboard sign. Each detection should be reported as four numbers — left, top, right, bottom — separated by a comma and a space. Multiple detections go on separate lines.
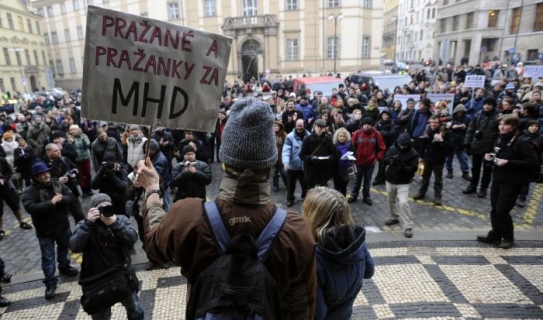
464, 75, 485, 88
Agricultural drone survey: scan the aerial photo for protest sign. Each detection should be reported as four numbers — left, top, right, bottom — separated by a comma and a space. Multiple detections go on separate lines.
427, 93, 455, 114
393, 94, 422, 110
464, 75, 485, 88
523, 66, 543, 79
81, 6, 233, 132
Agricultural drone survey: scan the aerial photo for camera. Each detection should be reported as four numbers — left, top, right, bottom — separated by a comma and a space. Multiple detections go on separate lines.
474, 130, 483, 140
98, 205, 115, 217
65, 168, 79, 182
101, 161, 115, 169
184, 161, 197, 167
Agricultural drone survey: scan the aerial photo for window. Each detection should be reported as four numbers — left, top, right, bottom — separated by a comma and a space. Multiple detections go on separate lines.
42, 51, 47, 65
69, 58, 76, 74
328, 0, 340, 7
25, 49, 31, 65
56, 59, 64, 75
432, 8, 436, 19
18, 16, 24, 31
36, 21, 41, 34
27, 19, 33, 33
7, 14, 14, 30
204, 0, 216, 16
61, 2, 67, 14
488, 10, 499, 28
3, 48, 11, 66
327, 37, 339, 58
34, 50, 39, 65
52, 32, 58, 44
50, 60, 55, 77
427, 8, 430, 19
0, 79, 4, 93
452, 15, 459, 31
363, 0, 371, 8
286, 0, 298, 10
443, 0, 449, 4
362, 36, 371, 58
510, 8, 520, 34
535, 3, 543, 31
15, 52, 22, 66
420, 30, 424, 40
466, 12, 473, 29
73, 0, 80, 11
286, 39, 298, 60
242, 0, 258, 16
10, 77, 16, 92
167, 2, 180, 20
77, 26, 84, 40
37, 8, 44, 17
47, 6, 54, 17
65, 29, 71, 42
440, 18, 447, 33
44, 33, 50, 45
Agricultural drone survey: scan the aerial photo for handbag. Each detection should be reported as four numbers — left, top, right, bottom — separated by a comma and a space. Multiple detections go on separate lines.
79, 265, 140, 315
341, 162, 357, 181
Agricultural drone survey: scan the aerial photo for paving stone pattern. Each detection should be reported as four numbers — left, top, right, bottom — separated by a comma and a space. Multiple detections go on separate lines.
1, 241, 542, 319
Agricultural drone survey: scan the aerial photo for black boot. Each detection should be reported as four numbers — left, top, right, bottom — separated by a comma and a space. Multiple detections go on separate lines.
463, 185, 477, 194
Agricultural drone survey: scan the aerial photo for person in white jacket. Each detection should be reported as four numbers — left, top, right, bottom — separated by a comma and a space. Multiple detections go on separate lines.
125, 125, 147, 171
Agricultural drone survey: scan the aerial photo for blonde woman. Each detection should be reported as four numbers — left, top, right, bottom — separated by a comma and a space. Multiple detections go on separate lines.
303, 187, 374, 320
332, 128, 354, 196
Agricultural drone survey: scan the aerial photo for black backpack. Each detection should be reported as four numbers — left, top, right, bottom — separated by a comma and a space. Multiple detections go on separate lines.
186, 200, 287, 320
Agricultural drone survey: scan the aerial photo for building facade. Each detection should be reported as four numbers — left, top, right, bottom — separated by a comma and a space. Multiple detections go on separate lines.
434, 0, 543, 66
383, 0, 399, 60
396, 0, 438, 63
0, 0, 51, 95
32, 0, 384, 89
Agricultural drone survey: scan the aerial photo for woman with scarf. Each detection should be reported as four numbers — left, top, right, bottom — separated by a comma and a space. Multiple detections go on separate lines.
332, 128, 354, 196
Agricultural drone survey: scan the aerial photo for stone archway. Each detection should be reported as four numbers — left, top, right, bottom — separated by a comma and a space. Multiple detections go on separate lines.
241, 39, 262, 83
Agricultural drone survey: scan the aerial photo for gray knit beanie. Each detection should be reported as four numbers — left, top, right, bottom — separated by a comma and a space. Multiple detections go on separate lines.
219, 97, 277, 170
91, 193, 112, 208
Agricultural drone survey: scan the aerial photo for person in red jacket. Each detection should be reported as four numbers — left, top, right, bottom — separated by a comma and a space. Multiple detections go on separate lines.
348, 117, 386, 205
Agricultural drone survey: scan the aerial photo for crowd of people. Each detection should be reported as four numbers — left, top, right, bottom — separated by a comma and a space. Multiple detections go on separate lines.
0, 62, 541, 317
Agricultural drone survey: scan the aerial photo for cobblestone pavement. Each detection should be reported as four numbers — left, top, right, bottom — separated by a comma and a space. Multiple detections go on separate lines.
0, 162, 542, 318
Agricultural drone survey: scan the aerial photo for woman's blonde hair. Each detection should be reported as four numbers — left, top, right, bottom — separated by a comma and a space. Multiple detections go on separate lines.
303, 187, 354, 244
333, 127, 351, 144
69, 124, 82, 135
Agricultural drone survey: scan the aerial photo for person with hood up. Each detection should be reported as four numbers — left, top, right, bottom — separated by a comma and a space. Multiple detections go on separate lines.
373, 109, 396, 185
303, 186, 374, 320
299, 119, 338, 190
383, 133, 419, 238
348, 117, 386, 205
273, 121, 288, 192
446, 104, 472, 180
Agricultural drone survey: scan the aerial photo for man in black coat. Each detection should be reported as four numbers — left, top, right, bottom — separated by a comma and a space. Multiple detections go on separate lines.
171, 145, 212, 201
413, 116, 452, 206
299, 119, 337, 190
152, 127, 175, 172
282, 99, 304, 134
384, 133, 419, 238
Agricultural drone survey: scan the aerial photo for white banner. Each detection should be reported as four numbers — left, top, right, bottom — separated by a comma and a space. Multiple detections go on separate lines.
464, 75, 485, 88
427, 93, 455, 114
81, 6, 233, 132
392, 94, 422, 110
523, 65, 543, 79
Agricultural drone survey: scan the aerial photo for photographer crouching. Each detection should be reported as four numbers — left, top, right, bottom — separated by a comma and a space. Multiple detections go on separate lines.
44, 142, 85, 223
69, 193, 143, 319
90, 152, 128, 216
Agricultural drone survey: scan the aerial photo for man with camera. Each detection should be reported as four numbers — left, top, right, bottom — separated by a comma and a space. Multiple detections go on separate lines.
91, 152, 128, 216
69, 193, 143, 319
171, 145, 212, 201
463, 97, 500, 198
22, 162, 79, 300
44, 143, 85, 223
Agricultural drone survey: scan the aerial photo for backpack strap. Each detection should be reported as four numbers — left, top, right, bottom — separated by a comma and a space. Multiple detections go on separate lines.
204, 200, 230, 255
255, 207, 287, 261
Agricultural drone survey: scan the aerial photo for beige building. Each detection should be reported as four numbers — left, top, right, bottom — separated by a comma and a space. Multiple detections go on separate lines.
383, 0, 399, 60
0, 0, 51, 95
32, 0, 384, 89
435, 0, 543, 66
396, 0, 438, 63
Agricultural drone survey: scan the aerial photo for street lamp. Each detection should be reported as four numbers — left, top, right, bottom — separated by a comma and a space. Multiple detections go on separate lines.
328, 13, 344, 74
8, 48, 27, 93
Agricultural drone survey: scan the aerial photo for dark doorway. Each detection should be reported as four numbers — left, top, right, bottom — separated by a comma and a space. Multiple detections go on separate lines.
241, 39, 262, 83
30, 75, 37, 92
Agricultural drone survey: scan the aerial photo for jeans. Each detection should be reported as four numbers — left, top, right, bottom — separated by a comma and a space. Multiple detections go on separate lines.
470, 153, 492, 189
386, 182, 413, 229
273, 164, 288, 189
163, 188, 171, 212
445, 149, 470, 173
488, 183, 521, 241
418, 162, 444, 199
91, 291, 144, 320
374, 160, 386, 183
287, 170, 307, 201
350, 164, 375, 200
37, 228, 72, 287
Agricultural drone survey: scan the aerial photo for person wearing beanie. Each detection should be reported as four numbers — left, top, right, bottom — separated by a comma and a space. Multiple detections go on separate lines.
497, 83, 519, 106
349, 117, 386, 205
137, 97, 317, 319
21, 162, 78, 300
515, 120, 542, 207
300, 116, 338, 190
91, 150, 129, 216
463, 96, 500, 197
176, 130, 208, 164
171, 144, 212, 202
69, 193, 143, 318
446, 104, 472, 181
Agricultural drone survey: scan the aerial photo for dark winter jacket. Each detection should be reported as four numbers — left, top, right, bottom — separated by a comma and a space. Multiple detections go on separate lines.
375, 119, 396, 148
299, 132, 337, 184
465, 96, 485, 116
464, 109, 500, 155
384, 134, 419, 184
152, 129, 175, 164
43, 155, 80, 197
22, 180, 74, 238
419, 125, 453, 164
14, 144, 35, 178
171, 160, 212, 201
315, 225, 374, 320
91, 165, 128, 215
450, 105, 471, 149
91, 137, 123, 170
408, 108, 431, 139
492, 132, 540, 186
151, 150, 171, 190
